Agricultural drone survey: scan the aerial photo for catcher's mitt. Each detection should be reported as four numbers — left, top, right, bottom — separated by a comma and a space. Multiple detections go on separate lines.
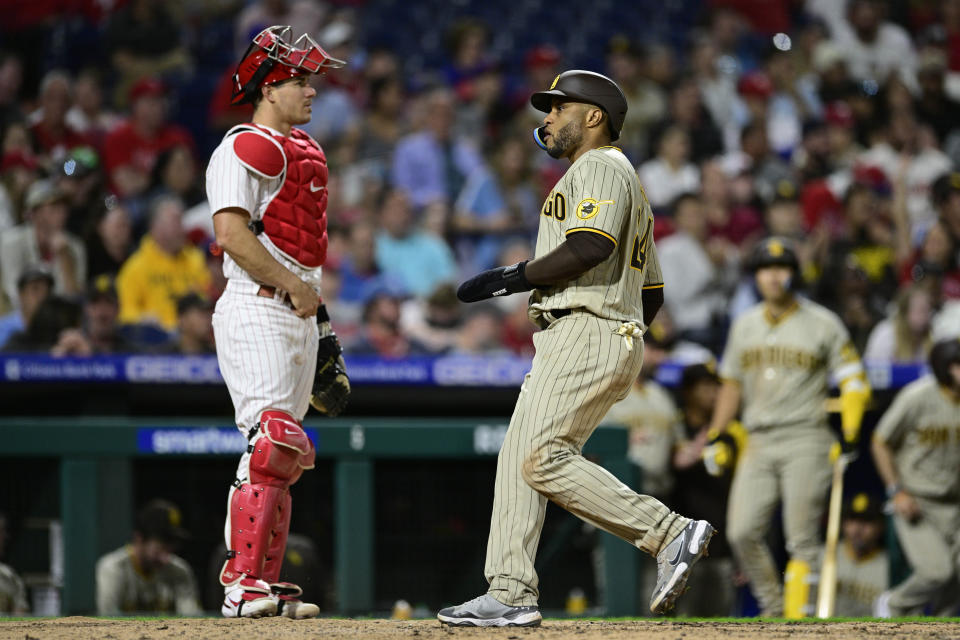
310, 309, 350, 416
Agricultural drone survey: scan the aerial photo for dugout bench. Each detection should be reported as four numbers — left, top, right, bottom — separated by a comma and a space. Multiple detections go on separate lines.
1, 417, 639, 616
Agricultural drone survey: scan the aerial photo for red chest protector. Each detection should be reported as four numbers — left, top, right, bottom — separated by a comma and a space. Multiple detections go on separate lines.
229, 123, 328, 268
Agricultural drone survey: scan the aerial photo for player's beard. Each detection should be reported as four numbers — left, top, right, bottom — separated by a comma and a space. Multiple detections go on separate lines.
546, 119, 583, 159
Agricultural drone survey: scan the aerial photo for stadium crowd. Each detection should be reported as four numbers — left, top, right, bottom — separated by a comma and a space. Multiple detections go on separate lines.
0, 0, 958, 359
1, 0, 960, 618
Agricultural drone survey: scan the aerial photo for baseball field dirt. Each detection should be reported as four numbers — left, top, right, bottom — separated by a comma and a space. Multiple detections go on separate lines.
4, 617, 960, 640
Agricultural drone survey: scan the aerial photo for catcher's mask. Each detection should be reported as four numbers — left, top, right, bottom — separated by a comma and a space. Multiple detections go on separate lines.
232, 25, 346, 106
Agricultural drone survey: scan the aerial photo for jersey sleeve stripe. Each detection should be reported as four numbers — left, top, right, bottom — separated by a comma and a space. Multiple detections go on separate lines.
641, 283, 664, 289
565, 227, 618, 246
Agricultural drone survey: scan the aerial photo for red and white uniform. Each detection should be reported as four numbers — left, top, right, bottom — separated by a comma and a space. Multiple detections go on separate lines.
206, 122, 328, 431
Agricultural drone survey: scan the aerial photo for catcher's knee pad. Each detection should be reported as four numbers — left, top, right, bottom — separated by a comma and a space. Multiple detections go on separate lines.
248, 410, 316, 488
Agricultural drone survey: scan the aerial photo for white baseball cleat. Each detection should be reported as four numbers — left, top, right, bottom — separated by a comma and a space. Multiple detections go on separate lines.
437, 594, 542, 627
271, 581, 320, 619
222, 576, 278, 618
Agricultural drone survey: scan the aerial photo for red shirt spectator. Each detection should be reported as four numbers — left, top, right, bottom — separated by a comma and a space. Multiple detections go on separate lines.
29, 71, 92, 163
102, 78, 194, 197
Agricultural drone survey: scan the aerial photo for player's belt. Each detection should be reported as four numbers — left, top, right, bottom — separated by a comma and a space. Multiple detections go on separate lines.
538, 308, 573, 329
257, 285, 294, 308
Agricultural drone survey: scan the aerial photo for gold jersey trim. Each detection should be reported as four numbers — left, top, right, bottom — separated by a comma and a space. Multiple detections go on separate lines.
565, 226, 617, 246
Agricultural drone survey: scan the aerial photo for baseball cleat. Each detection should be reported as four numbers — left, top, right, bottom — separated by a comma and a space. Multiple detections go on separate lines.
437, 594, 542, 627
872, 590, 893, 618
271, 582, 320, 619
649, 519, 715, 614
222, 576, 278, 618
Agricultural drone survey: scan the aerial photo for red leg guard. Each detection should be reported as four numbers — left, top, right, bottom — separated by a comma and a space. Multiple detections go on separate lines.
262, 490, 292, 583
220, 411, 315, 586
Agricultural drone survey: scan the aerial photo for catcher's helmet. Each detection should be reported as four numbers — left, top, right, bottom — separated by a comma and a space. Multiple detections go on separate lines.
232, 25, 345, 106
530, 70, 628, 141
747, 237, 800, 272
929, 337, 960, 388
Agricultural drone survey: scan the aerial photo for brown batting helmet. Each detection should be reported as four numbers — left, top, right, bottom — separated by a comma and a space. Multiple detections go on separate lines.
530, 70, 628, 141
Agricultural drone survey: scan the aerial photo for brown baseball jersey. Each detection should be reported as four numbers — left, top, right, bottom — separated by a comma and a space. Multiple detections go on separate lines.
719, 298, 865, 431
528, 146, 661, 329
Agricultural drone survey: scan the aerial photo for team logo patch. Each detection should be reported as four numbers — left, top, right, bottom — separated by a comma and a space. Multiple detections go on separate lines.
768, 240, 784, 257
576, 198, 614, 220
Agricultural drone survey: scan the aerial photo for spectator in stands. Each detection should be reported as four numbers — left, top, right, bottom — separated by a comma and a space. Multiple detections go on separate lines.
670, 363, 739, 617
0, 179, 85, 306
932, 172, 960, 268
914, 51, 960, 145
659, 193, 738, 352
0, 52, 24, 132
0, 266, 52, 349
102, 78, 195, 200
348, 291, 428, 358
637, 125, 700, 210
353, 74, 406, 183
81, 274, 139, 355
833, 493, 889, 617
400, 283, 463, 354
449, 304, 506, 355
233, 0, 326, 57
899, 221, 960, 301
690, 34, 740, 154
96, 499, 201, 616
657, 74, 723, 164
764, 46, 822, 156
116, 195, 210, 331
863, 284, 935, 363
155, 293, 215, 355
814, 0, 916, 87
103, 0, 193, 108
307, 17, 362, 145
701, 159, 763, 248
730, 120, 795, 207
823, 102, 862, 172
148, 144, 203, 209
0, 511, 28, 615
809, 41, 852, 106
0, 149, 39, 234
84, 198, 133, 282
56, 146, 103, 237
374, 188, 456, 298
451, 135, 538, 273
65, 68, 118, 150
0, 295, 82, 354
605, 36, 649, 161
390, 87, 484, 209
339, 219, 404, 305
28, 70, 89, 166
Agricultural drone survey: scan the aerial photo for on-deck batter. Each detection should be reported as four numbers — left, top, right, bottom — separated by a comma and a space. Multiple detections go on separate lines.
707, 238, 871, 617
439, 70, 714, 628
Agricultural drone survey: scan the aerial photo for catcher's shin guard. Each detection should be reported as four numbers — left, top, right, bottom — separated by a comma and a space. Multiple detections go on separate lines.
221, 411, 315, 585
262, 490, 292, 583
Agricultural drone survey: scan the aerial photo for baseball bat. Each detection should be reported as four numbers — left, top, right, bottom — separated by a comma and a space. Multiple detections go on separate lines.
816, 454, 847, 618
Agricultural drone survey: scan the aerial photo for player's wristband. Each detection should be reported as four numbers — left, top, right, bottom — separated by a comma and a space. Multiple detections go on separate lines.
885, 483, 902, 499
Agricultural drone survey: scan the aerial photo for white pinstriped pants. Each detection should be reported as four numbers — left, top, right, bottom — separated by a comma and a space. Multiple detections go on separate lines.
484, 312, 689, 606
212, 279, 319, 479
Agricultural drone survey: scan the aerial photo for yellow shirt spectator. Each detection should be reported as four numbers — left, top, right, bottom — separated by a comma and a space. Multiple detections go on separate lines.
116, 197, 210, 330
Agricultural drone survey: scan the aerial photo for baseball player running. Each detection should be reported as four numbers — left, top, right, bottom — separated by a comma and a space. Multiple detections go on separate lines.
707, 238, 871, 617
439, 70, 714, 627
872, 338, 960, 617
206, 25, 350, 619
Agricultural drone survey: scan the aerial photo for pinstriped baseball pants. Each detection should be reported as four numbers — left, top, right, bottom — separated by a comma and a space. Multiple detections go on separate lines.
484, 312, 689, 607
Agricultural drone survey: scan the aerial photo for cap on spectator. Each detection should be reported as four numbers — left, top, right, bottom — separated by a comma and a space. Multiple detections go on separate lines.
525, 44, 561, 69
16, 266, 54, 292
135, 499, 190, 544
24, 179, 68, 210
129, 77, 167, 102
176, 292, 213, 315
679, 361, 720, 393
60, 146, 99, 179
86, 274, 118, 303
737, 71, 773, 99
320, 20, 354, 48
824, 101, 855, 129
0, 150, 38, 173
932, 171, 960, 205
917, 49, 947, 75
842, 492, 883, 522
852, 164, 891, 197
812, 41, 844, 73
